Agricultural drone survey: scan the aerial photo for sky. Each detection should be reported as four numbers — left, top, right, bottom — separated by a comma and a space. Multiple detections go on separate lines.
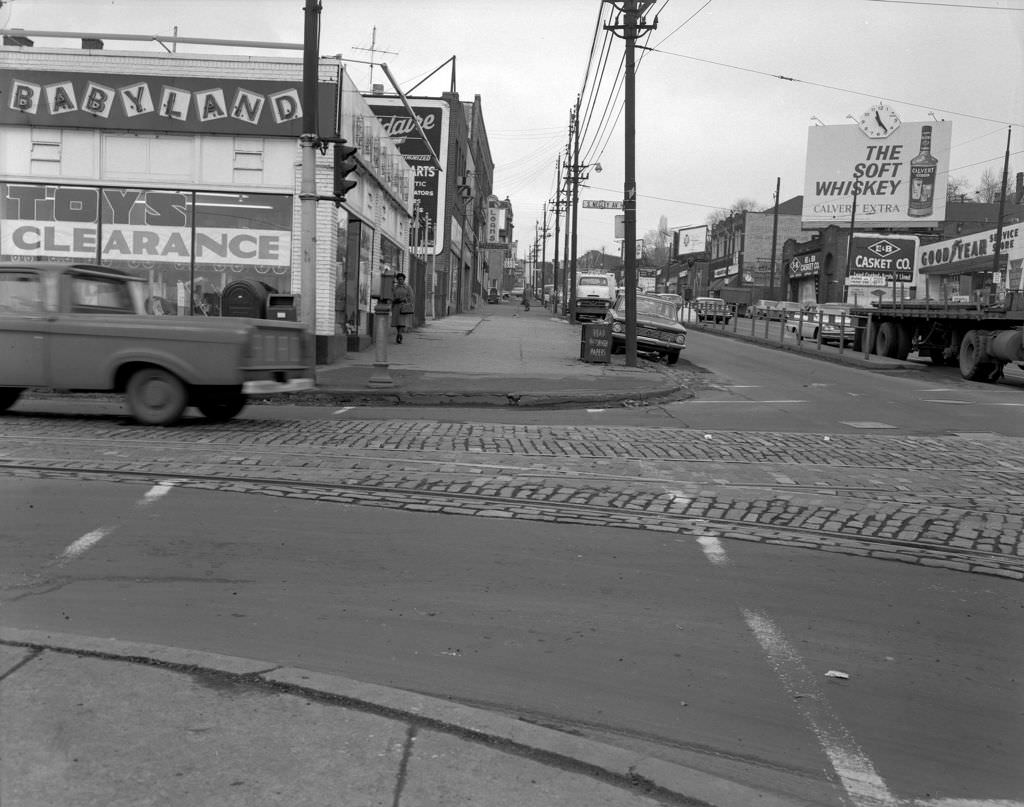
3, 0, 1023, 258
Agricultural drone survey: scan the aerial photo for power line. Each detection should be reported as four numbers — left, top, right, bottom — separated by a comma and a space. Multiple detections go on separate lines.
648, 46, 1024, 127
866, 0, 1024, 9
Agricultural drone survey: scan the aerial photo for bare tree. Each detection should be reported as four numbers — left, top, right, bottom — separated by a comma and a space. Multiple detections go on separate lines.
976, 167, 1004, 203
706, 198, 762, 228
945, 174, 971, 201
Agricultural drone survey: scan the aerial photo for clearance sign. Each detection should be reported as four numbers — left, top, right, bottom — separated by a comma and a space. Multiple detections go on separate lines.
0, 183, 291, 267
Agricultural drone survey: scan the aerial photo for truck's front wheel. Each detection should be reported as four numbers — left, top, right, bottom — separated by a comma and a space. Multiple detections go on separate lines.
959, 330, 997, 381
126, 367, 188, 426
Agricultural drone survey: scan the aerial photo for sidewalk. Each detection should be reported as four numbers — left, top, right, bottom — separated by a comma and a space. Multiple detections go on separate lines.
303, 308, 688, 407
292, 306, 917, 409
0, 627, 811, 807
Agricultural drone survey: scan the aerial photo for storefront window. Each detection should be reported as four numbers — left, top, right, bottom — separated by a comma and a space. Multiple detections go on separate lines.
0, 182, 292, 316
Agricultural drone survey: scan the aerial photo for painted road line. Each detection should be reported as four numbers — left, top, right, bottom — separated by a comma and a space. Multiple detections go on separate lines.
743, 609, 899, 807
686, 400, 808, 404
59, 527, 114, 563
59, 483, 174, 563
141, 482, 174, 505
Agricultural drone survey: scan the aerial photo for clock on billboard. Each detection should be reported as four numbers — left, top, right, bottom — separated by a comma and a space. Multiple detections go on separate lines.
857, 104, 901, 138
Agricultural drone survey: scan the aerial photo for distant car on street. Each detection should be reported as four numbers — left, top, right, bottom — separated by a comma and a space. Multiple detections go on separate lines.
786, 304, 856, 345
692, 296, 732, 324
486, 288, 500, 304
606, 292, 687, 365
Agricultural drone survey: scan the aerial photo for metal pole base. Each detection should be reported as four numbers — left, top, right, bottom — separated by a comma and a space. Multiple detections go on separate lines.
367, 362, 396, 387
367, 303, 395, 388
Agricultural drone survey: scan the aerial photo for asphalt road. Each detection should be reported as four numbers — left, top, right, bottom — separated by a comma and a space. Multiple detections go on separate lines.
3, 323, 1024, 805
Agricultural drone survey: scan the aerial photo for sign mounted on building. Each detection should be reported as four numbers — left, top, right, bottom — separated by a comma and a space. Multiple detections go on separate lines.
582, 200, 623, 209
673, 225, 707, 258
369, 97, 450, 256
2, 70, 337, 137
801, 117, 952, 229
788, 253, 820, 278
918, 225, 1019, 276
849, 233, 918, 283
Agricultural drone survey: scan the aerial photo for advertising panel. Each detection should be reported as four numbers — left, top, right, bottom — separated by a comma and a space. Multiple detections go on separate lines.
673, 225, 708, 258
802, 116, 952, 229
918, 225, 1019, 276
368, 97, 449, 256
2, 70, 336, 137
848, 233, 918, 283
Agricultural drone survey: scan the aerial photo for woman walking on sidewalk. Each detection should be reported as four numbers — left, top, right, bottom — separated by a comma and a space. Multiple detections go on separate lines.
391, 272, 414, 343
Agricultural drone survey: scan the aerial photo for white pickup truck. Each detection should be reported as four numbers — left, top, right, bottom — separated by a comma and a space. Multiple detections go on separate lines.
0, 261, 314, 425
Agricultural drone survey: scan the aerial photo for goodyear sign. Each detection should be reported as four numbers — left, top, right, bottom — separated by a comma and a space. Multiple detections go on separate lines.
849, 233, 918, 282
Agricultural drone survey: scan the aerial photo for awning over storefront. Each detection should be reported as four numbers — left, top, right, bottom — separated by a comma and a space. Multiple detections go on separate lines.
709, 278, 726, 291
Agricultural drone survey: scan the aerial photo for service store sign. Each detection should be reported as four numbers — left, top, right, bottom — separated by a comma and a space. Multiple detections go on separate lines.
802, 119, 952, 228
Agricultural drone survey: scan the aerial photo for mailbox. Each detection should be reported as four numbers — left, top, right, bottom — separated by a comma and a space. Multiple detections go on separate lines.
266, 293, 297, 321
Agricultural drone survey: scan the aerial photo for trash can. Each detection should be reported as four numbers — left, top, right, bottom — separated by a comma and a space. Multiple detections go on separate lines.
580, 322, 611, 363
266, 293, 298, 321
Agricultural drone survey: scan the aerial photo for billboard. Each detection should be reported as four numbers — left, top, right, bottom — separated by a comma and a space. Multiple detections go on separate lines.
802, 116, 952, 229
673, 225, 707, 258
368, 97, 449, 256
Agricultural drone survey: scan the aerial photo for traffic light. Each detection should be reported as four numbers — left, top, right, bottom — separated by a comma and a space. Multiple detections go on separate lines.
333, 140, 358, 201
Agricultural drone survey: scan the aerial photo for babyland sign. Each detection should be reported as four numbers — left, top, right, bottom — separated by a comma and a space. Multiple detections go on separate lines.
848, 233, 918, 283
802, 119, 952, 228
2, 70, 336, 137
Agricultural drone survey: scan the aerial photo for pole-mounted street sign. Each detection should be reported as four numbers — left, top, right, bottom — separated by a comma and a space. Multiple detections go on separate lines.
582, 200, 623, 209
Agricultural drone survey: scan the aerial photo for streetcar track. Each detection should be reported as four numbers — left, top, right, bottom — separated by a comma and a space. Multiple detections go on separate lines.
0, 453, 1021, 517
2, 461, 1019, 576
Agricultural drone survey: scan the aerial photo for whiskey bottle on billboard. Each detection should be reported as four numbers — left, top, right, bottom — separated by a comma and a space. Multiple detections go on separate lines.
908, 125, 938, 217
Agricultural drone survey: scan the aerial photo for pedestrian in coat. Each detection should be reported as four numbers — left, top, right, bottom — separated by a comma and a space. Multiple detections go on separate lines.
390, 273, 414, 343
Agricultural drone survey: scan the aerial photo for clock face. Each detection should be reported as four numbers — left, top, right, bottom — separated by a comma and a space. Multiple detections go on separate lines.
858, 105, 901, 138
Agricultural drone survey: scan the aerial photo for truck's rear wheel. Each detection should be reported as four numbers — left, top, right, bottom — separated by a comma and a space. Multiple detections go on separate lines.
896, 324, 913, 360
0, 387, 23, 412
195, 388, 247, 422
875, 322, 899, 357
126, 367, 188, 426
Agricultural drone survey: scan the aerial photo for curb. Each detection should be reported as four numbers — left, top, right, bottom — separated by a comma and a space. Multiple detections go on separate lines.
0, 627, 810, 807
273, 383, 691, 408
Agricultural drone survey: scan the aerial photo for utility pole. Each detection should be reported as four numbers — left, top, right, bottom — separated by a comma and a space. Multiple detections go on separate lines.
562, 127, 572, 316
299, 0, 321, 362
769, 177, 780, 297
552, 155, 561, 311
992, 126, 1011, 278
540, 202, 549, 290
569, 99, 581, 322
606, 0, 656, 367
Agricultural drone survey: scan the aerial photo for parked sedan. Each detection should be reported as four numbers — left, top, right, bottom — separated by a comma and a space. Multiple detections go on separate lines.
607, 293, 687, 364
786, 304, 856, 345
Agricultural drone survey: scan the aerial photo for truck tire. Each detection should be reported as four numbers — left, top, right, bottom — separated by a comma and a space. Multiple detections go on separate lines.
195, 387, 247, 422
959, 330, 996, 381
126, 367, 188, 426
875, 322, 899, 357
0, 387, 23, 412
